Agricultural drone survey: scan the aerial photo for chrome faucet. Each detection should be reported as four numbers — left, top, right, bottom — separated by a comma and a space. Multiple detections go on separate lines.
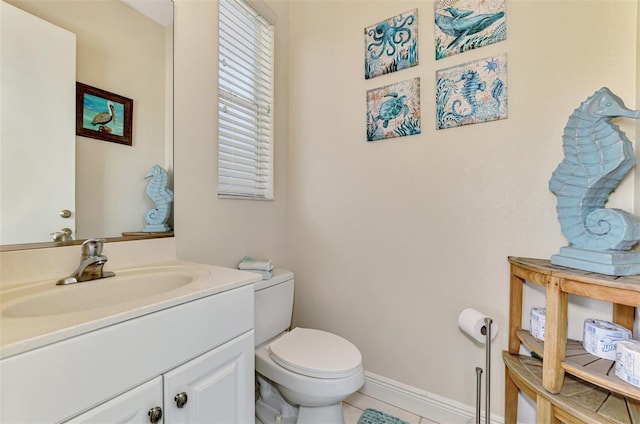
57, 238, 115, 285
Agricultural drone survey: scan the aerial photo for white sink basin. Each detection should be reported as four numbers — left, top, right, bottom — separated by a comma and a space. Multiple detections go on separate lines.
2, 266, 206, 318
0, 258, 262, 360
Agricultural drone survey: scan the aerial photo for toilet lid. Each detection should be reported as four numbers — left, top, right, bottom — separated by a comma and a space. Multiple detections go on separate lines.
269, 328, 362, 379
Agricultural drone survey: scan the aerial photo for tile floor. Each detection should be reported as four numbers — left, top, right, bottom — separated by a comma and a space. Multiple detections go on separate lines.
343, 392, 439, 424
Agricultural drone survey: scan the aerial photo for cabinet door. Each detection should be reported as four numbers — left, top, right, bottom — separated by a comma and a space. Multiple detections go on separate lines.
64, 377, 163, 424
163, 331, 254, 424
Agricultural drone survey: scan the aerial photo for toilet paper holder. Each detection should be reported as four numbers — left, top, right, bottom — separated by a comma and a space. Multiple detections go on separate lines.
458, 309, 495, 424
478, 317, 492, 424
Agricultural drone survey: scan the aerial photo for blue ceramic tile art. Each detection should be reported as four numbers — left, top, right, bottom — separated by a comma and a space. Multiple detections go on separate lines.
435, 0, 506, 60
364, 9, 419, 80
436, 55, 507, 130
367, 78, 421, 142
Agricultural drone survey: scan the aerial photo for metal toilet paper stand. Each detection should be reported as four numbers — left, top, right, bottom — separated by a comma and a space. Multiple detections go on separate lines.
475, 317, 493, 424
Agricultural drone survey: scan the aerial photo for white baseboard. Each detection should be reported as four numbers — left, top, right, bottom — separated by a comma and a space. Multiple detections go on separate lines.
359, 371, 504, 424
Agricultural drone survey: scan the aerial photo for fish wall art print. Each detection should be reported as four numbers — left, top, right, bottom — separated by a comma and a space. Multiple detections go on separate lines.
367, 78, 421, 142
436, 55, 507, 129
435, 0, 506, 60
365, 9, 419, 79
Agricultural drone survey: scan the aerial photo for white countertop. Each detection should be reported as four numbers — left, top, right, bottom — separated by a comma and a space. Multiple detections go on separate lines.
0, 260, 261, 359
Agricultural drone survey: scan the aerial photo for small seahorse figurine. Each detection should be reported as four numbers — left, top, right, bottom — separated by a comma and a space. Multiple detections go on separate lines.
549, 87, 640, 275
143, 164, 173, 232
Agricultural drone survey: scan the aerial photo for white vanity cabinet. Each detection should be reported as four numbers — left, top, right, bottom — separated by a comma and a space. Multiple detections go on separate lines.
0, 284, 255, 424
65, 331, 253, 424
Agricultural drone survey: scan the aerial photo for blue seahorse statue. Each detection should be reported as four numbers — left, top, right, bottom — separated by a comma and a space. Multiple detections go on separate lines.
549, 87, 640, 275
143, 164, 173, 232
451, 70, 485, 119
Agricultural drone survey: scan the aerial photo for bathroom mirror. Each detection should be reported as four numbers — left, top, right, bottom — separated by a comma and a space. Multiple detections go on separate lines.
0, 0, 174, 251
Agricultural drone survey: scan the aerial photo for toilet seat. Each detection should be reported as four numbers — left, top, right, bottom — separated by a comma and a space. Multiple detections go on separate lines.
268, 327, 362, 379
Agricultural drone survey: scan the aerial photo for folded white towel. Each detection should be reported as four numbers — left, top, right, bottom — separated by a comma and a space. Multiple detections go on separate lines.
238, 256, 273, 271
248, 269, 273, 280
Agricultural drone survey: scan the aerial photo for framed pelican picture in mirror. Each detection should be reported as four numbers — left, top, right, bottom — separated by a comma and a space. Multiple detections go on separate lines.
76, 82, 133, 146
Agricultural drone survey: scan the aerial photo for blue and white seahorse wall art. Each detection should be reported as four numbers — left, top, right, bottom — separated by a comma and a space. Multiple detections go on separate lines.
436, 54, 507, 130
549, 88, 640, 276
367, 78, 421, 142
435, 0, 506, 60
364, 9, 419, 80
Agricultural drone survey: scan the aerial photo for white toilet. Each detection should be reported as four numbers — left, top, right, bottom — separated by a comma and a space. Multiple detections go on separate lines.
254, 269, 364, 424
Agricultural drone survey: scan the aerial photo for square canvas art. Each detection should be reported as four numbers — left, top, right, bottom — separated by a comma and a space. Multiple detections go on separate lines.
367, 78, 421, 142
435, 0, 506, 60
364, 9, 418, 79
436, 55, 507, 129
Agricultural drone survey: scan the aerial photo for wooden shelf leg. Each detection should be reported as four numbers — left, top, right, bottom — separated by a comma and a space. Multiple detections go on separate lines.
504, 368, 519, 424
542, 276, 567, 394
612, 303, 635, 332
509, 268, 524, 355
536, 396, 559, 424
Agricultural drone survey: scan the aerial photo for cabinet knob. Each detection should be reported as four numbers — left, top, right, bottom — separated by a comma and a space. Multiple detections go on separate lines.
174, 392, 188, 408
148, 406, 163, 423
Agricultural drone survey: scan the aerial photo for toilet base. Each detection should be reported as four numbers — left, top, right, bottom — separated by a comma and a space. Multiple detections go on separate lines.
296, 403, 345, 424
256, 399, 345, 424
256, 398, 298, 424
256, 375, 298, 424
256, 375, 346, 424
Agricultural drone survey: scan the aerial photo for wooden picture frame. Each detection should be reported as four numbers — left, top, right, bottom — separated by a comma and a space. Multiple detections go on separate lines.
76, 82, 133, 146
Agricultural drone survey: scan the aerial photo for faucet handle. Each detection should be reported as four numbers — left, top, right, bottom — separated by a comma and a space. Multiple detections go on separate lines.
81, 238, 106, 257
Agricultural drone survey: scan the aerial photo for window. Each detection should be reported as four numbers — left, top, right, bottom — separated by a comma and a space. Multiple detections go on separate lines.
218, 0, 274, 199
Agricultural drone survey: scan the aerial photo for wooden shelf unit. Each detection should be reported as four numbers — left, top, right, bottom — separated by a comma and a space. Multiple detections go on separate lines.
504, 257, 640, 424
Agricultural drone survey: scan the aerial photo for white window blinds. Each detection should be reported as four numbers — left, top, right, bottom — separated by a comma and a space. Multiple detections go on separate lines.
218, 0, 274, 199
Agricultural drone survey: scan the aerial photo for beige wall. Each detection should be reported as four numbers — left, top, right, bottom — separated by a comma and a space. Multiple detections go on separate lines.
287, 0, 638, 417
4, 0, 171, 240
173, 0, 290, 269
172, 0, 638, 418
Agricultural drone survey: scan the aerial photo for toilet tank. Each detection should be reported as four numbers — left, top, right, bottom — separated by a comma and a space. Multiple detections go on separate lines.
254, 269, 294, 346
